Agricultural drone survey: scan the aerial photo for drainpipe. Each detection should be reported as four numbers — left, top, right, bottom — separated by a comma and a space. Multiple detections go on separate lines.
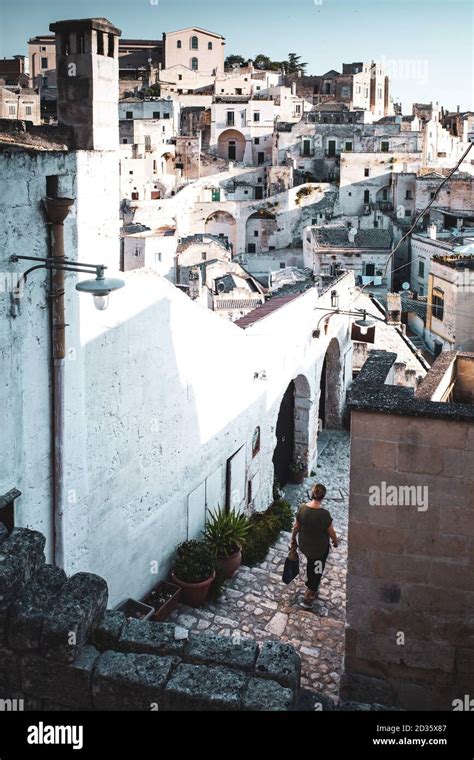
43, 196, 74, 567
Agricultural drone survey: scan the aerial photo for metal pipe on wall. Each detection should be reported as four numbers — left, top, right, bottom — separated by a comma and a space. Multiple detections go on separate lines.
43, 196, 74, 567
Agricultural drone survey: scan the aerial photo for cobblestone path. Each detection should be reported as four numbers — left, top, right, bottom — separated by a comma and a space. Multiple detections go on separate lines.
168, 430, 350, 698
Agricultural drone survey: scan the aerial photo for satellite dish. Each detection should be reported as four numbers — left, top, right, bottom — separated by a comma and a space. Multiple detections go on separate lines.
402, 282, 411, 290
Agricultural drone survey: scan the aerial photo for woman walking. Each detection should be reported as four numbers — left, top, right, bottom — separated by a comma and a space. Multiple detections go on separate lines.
290, 483, 338, 610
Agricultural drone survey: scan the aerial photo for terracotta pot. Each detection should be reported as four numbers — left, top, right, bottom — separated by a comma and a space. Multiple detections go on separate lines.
171, 570, 216, 607
217, 547, 242, 579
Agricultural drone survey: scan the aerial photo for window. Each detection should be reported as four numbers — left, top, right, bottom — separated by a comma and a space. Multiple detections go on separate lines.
382, 188, 388, 200
430, 192, 435, 199
404, 209, 411, 218
78, 32, 85, 54
364, 190, 370, 203
341, 85, 350, 97
253, 112, 260, 122
191, 57, 198, 70
41, 46, 46, 51
201, 252, 207, 261
153, 111, 160, 119
345, 141, 352, 151
365, 263, 375, 276
295, 104, 301, 114
226, 111, 235, 126
254, 231, 259, 237
248, 243, 256, 253
155, 253, 162, 264
419, 285, 424, 296
97, 31, 104, 56
191, 36, 198, 50
46, 175, 59, 197
25, 106, 32, 116
108, 33, 114, 58
163, 112, 170, 119
177, 40, 182, 48
178, 74, 183, 80
432, 288, 444, 320
418, 261, 425, 278
41, 57, 48, 68
208, 41, 213, 50
235, 88, 242, 95
126, 111, 133, 119
145, 135, 151, 151
364, 167, 370, 177
254, 137, 260, 145
131, 191, 139, 200
8, 105, 15, 114
153, 160, 157, 173
122, 138, 128, 144
381, 140, 389, 152
129, 170, 133, 175
405, 189, 413, 200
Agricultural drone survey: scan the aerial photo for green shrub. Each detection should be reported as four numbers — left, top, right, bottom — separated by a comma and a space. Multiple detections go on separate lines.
173, 540, 215, 584
242, 509, 283, 567
268, 499, 294, 532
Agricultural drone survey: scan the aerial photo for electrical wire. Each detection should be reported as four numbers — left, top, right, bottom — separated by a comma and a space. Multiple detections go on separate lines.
349, 140, 474, 308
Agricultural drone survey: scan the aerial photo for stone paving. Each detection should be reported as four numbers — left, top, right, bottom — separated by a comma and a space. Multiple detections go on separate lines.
168, 430, 350, 698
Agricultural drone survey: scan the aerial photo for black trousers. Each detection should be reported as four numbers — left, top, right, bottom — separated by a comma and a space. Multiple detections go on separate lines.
305, 546, 330, 592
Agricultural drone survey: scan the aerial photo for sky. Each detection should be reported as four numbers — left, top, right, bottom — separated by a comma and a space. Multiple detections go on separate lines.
0, 0, 472, 112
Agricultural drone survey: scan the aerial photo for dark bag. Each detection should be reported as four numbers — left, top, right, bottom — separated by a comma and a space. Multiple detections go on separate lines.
282, 551, 300, 584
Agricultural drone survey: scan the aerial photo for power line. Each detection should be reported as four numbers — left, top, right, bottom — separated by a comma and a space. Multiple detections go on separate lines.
350, 141, 474, 307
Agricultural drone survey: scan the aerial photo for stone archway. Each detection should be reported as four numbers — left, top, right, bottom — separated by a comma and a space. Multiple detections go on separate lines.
205, 210, 237, 253
318, 338, 343, 429
161, 152, 175, 174
245, 210, 277, 253
294, 374, 312, 471
217, 129, 246, 162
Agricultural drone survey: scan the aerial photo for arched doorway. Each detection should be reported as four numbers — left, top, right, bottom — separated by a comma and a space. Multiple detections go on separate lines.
318, 338, 343, 429
245, 210, 277, 253
217, 129, 246, 161
273, 374, 312, 486
273, 381, 295, 487
205, 210, 237, 252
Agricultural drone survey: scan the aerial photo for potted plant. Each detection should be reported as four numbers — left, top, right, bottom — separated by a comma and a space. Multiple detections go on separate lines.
171, 540, 216, 607
289, 455, 307, 484
202, 507, 250, 579
143, 580, 181, 622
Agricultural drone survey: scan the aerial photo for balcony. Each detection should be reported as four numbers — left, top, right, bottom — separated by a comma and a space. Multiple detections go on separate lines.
377, 201, 393, 211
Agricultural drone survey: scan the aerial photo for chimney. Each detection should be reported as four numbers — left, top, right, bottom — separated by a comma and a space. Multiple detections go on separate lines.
50, 17, 121, 150
386, 292, 402, 326
348, 226, 357, 243
291, 82, 296, 96
428, 222, 437, 240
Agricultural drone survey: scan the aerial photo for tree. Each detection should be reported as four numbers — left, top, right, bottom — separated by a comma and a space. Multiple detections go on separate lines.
225, 54, 246, 69
253, 54, 281, 72
284, 53, 307, 74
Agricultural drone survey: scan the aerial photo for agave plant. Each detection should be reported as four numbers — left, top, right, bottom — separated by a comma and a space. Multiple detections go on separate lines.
202, 507, 250, 559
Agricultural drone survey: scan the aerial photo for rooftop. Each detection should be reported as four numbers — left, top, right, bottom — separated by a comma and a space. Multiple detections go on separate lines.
312, 226, 392, 250
234, 292, 303, 329
0, 119, 72, 152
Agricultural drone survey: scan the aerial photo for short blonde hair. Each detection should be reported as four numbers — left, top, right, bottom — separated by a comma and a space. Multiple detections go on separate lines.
311, 483, 327, 501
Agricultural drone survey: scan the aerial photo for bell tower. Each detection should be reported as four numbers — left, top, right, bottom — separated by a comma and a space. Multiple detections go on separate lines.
50, 18, 121, 150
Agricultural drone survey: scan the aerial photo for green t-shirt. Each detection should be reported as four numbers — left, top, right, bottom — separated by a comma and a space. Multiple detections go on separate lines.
296, 504, 332, 558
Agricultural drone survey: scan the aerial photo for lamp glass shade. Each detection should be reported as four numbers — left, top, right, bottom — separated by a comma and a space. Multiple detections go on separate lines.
75, 277, 125, 297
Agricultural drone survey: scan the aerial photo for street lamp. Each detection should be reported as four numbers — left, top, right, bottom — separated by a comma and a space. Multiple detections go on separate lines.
312, 305, 379, 338
75, 264, 125, 310
10, 256, 125, 315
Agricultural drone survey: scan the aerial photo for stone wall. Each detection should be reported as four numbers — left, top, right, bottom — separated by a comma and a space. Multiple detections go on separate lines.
341, 350, 474, 710
0, 527, 300, 711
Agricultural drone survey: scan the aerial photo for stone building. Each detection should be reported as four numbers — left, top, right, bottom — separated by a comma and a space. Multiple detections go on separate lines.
210, 96, 275, 166
1, 17, 355, 608
0, 87, 40, 125
163, 27, 225, 74
304, 226, 393, 286
425, 253, 474, 352
342, 349, 474, 710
